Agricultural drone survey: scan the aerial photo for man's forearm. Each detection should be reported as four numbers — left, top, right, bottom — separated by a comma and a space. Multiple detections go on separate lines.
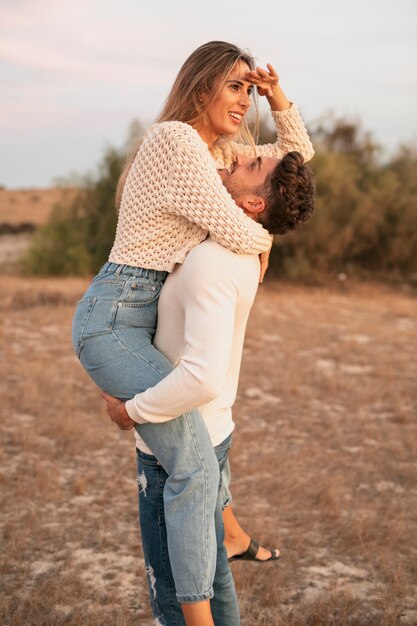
125, 356, 224, 424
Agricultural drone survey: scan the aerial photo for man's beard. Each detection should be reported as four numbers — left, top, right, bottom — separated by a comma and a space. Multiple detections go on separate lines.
222, 178, 243, 203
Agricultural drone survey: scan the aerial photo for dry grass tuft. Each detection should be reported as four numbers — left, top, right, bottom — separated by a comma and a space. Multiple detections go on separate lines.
1, 277, 416, 625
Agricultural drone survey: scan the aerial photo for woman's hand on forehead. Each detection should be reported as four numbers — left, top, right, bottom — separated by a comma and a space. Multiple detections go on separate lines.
245, 63, 279, 98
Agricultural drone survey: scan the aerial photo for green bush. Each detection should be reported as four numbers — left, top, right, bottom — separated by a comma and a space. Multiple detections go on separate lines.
269, 120, 417, 282
25, 147, 123, 276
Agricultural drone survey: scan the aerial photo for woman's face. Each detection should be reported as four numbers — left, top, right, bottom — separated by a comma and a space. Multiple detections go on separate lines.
199, 60, 253, 145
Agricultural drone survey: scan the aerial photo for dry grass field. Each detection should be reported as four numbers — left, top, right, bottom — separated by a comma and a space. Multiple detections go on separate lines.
0, 188, 77, 227
1, 274, 416, 626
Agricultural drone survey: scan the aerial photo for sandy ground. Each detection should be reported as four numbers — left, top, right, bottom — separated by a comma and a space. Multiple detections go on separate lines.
0, 275, 416, 625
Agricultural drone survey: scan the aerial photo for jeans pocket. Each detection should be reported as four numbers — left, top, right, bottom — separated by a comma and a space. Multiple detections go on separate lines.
215, 436, 232, 470
80, 276, 127, 336
137, 449, 161, 467
113, 277, 163, 331
120, 277, 163, 307
71, 297, 97, 358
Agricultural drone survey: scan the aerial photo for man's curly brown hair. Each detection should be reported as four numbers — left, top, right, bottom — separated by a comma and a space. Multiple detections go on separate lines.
258, 151, 315, 235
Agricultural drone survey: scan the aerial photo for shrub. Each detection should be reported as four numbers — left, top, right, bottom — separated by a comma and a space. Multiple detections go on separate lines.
269, 119, 417, 283
25, 148, 123, 276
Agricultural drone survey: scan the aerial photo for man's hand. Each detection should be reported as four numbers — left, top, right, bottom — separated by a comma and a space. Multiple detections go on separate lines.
101, 392, 135, 430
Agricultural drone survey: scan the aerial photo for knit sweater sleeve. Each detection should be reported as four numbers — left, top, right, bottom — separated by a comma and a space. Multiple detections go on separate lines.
225, 104, 315, 163
165, 127, 273, 255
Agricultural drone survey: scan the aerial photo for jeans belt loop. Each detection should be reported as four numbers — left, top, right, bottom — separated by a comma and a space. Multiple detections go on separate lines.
114, 264, 124, 276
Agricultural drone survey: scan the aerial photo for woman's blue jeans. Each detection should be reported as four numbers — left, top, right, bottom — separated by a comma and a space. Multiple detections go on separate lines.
71, 262, 220, 603
137, 435, 240, 626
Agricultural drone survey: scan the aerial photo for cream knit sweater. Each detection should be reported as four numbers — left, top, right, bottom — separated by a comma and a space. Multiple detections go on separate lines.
109, 105, 314, 271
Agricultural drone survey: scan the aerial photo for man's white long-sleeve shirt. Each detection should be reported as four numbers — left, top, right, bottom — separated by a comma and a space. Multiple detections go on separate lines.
128, 238, 259, 454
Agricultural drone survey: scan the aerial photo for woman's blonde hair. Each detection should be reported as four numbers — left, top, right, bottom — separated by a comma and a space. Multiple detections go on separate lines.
116, 41, 259, 208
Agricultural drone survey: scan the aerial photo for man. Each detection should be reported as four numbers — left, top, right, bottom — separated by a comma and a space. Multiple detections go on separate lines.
104, 151, 315, 626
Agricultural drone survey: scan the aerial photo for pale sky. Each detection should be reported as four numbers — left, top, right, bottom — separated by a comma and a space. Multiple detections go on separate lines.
1, 0, 416, 188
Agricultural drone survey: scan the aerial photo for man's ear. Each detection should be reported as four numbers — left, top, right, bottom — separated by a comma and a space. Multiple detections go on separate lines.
241, 196, 266, 215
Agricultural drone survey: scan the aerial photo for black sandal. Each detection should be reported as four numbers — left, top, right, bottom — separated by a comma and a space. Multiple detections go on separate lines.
228, 539, 281, 563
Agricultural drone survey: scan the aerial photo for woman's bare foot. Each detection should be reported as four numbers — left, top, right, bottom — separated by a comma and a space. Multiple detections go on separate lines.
222, 504, 280, 561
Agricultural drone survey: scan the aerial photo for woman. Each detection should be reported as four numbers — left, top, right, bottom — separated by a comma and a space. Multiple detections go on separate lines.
72, 40, 314, 626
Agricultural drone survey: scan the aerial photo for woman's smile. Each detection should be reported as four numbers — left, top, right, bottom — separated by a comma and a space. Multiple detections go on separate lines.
228, 111, 243, 124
